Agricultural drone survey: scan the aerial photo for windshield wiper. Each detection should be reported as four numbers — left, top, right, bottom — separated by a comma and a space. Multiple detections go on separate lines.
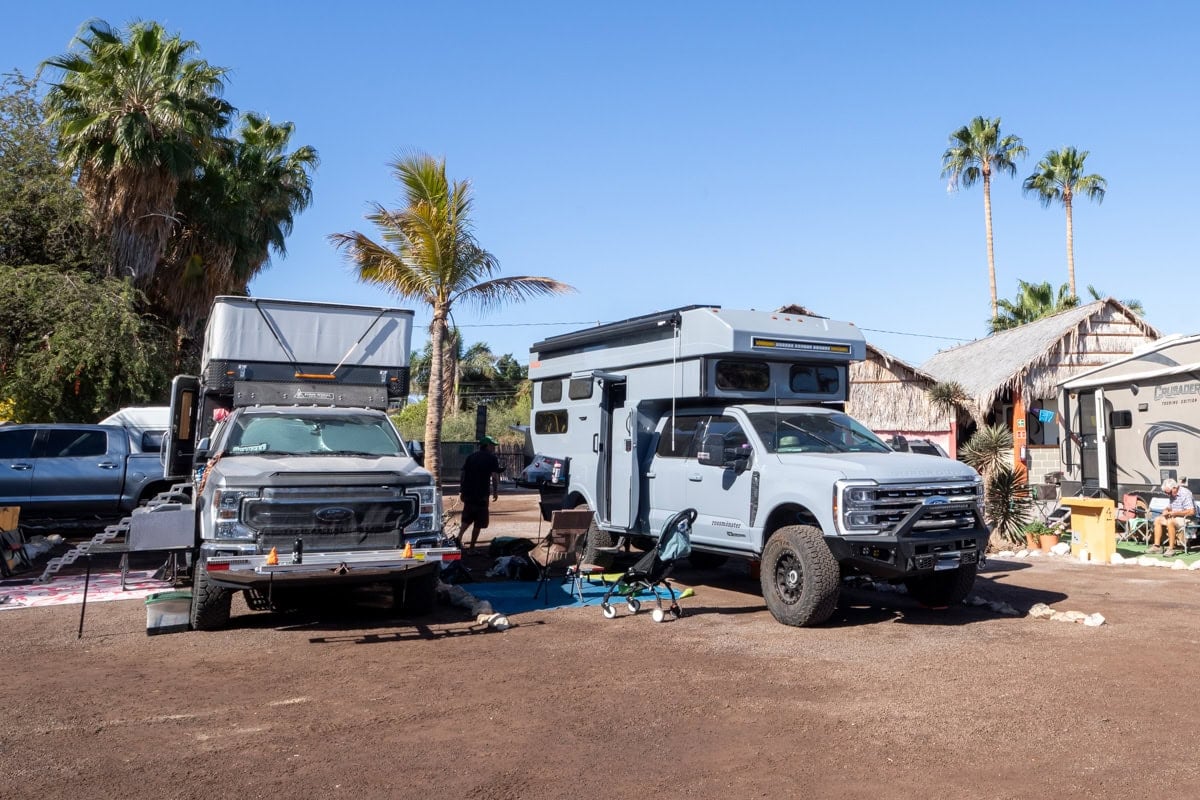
320, 450, 387, 457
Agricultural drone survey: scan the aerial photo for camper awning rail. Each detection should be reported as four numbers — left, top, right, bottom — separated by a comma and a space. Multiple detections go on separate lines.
531, 305, 718, 357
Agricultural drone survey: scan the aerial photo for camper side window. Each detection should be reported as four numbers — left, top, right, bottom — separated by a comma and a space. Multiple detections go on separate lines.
715, 360, 770, 392
790, 365, 840, 394
568, 378, 593, 400
535, 410, 568, 435
1110, 410, 1132, 429
539, 380, 563, 403
656, 414, 706, 458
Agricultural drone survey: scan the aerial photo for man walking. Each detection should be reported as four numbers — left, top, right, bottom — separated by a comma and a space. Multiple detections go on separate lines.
459, 435, 503, 552
1148, 478, 1194, 557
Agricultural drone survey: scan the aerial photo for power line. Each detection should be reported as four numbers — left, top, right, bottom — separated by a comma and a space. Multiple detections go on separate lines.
858, 327, 972, 343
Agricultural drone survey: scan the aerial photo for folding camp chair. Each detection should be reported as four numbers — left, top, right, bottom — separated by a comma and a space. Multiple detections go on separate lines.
0, 527, 32, 578
532, 509, 599, 602
1115, 494, 1149, 543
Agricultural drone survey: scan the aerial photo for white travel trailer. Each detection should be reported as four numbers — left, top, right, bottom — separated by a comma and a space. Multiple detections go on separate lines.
528, 305, 988, 627
1060, 333, 1200, 497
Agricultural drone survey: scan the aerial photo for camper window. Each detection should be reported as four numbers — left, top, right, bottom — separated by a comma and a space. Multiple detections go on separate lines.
568, 378, 594, 400
789, 365, 840, 394
656, 414, 706, 458
534, 410, 568, 435
539, 380, 563, 403
715, 360, 770, 392
1110, 410, 1132, 429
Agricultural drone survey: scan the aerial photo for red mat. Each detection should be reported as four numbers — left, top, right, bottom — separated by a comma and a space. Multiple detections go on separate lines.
0, 570, 173, 610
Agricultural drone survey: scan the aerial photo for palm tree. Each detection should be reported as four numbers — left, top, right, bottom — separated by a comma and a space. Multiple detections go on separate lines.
989, 279, 1078, 332
941, 117, 1028, 318
151, 113, 318, 344
43, 20, 231, 286
329, 152, 575, 485
1085, 286, 1144, 316
1023, 147, 1107, 297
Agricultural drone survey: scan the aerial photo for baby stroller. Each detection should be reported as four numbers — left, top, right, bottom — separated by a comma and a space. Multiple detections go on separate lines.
600, 508, 697, 623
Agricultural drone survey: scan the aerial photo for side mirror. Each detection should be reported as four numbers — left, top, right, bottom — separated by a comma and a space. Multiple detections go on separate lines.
698, 434, 750, 473
193, 437, 211, 463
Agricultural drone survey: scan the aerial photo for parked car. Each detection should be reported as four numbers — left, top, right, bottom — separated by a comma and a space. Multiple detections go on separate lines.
0, 422, 176, 528
886, 435, 950, 458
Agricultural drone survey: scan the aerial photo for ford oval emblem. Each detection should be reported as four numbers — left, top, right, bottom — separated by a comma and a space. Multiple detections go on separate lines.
923, 495, 949, 506
314, 506, 354, 523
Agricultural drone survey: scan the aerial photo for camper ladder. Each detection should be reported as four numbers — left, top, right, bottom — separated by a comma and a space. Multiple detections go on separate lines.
36, 483, 193, 583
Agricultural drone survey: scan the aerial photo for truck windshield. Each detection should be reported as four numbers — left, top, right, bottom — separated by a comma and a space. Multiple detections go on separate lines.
223, 413, 403, 457
749, 411, 891, 454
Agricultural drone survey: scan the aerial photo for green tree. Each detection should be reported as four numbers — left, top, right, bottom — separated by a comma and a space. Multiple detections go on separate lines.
1023, 146, 1107, 297
0, 265, 173, 421
0, 71, 100, 270
1085, 285, 1144, 316
330, 153, 574, 485
151, 113, 318, 347
941, 116, 1028, 318
989, 279, 1078, 332
42, 19, 231, 286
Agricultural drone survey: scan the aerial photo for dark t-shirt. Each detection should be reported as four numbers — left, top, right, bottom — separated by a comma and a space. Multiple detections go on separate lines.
461, 449, 502, 502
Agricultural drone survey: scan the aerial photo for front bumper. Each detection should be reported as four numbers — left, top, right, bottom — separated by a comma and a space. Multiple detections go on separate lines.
199, 546, 457, 590
825, 502, 988, 579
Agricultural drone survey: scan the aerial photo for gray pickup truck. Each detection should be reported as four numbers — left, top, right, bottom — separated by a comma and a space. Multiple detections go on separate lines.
0, 422, 173, 528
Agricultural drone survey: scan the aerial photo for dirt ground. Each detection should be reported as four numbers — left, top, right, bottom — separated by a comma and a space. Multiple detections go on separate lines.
3, 489, 1200, 799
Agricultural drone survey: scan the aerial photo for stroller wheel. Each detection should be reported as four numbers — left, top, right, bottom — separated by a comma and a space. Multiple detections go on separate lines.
601, 603, 617, 619
626, 598, 641, 615
651, 608, 667, 623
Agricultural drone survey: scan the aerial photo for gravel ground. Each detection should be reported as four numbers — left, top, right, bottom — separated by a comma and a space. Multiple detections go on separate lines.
2, 490, 1199, 799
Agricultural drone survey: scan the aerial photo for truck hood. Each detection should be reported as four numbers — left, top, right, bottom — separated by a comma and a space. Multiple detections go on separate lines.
209, 454, 433, 487
774, 451, 979, 483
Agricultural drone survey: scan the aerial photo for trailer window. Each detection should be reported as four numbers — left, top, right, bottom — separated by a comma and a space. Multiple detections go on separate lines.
535, 410, 568, 435
715, 360, 770, 392
1110, 410, 1132, 429
789, 365, 841, 394
539, 380, 563, 403
568, 378, 594, 400
656, 414, 705, 458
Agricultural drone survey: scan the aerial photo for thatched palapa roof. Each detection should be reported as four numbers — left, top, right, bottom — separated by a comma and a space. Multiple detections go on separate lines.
921, 299, 1161, 411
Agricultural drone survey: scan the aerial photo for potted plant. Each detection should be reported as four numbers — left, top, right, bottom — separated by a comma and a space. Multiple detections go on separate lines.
1022, 521, 1049, 551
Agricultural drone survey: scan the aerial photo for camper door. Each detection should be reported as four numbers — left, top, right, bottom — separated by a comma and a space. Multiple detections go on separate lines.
568, 373, 636, 530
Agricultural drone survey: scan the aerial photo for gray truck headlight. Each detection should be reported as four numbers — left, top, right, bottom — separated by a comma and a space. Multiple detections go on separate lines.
836, 480, 882, 534
212, 489, 259, 539
403, 486, 442, 535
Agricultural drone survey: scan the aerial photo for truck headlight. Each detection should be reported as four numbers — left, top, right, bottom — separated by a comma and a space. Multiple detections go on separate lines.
403, 485, 442, 535
212, 489, 259, 540
835, 480, 881, 534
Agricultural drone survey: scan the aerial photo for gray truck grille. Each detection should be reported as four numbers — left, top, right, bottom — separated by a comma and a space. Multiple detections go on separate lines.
243, 486, 418, 551
862, 482, 980, 531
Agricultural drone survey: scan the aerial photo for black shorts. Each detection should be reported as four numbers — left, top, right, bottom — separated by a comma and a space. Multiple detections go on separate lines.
461, 499, 490, 529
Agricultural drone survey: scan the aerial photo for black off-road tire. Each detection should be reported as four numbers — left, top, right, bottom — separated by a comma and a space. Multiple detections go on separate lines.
903, 564, 978, 607
190, 563, 233, 631
576, 521, 616, 569
687, 551, 729, 570
394, 567, 439, 616
759, 525, 840, 627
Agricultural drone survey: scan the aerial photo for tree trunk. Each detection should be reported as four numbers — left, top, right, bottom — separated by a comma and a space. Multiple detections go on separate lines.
1064, 192, 1075, 297
983, 171, 998, 319
424, 310, 447, 488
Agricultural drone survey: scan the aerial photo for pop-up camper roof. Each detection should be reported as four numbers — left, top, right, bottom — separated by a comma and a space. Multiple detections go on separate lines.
530, 305, 865, 378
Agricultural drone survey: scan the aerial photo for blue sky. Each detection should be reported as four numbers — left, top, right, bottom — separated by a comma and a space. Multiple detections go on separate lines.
5, 2, 1197, 368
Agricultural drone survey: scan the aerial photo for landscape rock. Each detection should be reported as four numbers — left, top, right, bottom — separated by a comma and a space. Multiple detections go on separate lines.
988, 601, 1019, 616
1110, 553, 1127, 564
1189, 561, 1200, 571
1061, 610, 1088, 622
1015, 549, 1030, 558
1083, 613, 1106, 627
1171, 559, 1188, 570
1051, 542, 1071, 556
997, 550, 1016, 558
1028, 603, 1055, 619
1050, 611, 1072, 622
1137, 556, 1158, 567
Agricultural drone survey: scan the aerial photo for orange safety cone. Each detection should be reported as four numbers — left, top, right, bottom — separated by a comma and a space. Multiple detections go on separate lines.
265, 547, 278, 566
402, 542, 413, 558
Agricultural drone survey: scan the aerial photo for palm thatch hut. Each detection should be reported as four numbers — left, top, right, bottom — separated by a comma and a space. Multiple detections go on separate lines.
776, 304, 954, 454
921, 299, 1160, 484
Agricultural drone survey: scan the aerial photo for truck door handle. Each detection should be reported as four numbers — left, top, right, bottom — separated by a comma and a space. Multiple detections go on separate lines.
97, 462, 119, 469
593, 434, 600, 453
645, 472, 656, 478
688, 473, 703, 482
8, 463, 32, 471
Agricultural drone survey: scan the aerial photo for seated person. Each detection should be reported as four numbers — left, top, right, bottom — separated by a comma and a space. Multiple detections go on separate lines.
1148, 478, 1194, 556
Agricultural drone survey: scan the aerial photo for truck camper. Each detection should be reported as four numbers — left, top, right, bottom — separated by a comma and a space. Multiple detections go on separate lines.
528, 305, 989, 626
